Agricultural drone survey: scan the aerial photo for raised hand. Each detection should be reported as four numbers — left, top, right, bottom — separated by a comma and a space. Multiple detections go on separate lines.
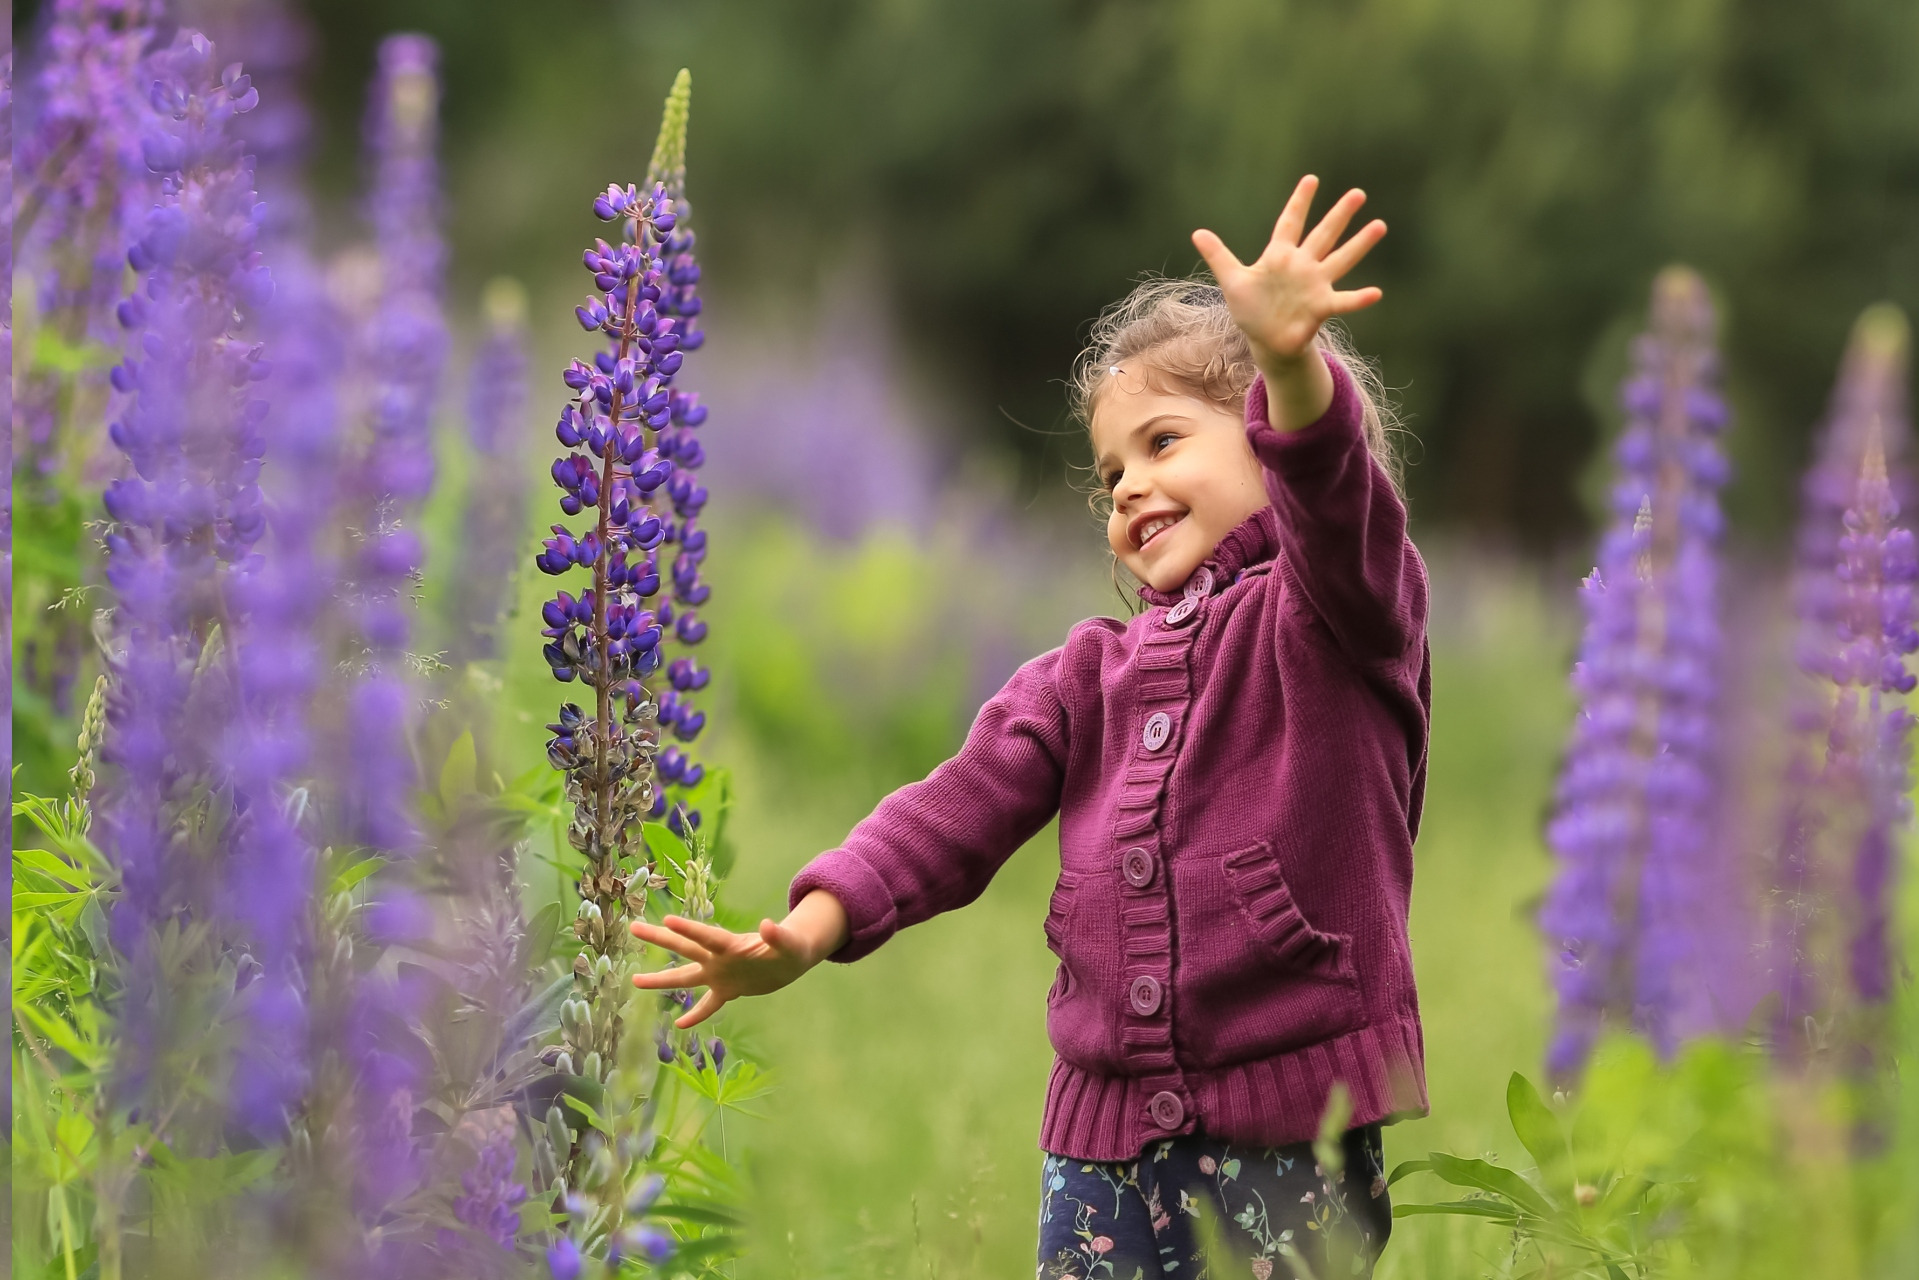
1191, 175, 1386, 370
629, 907, 835, 1028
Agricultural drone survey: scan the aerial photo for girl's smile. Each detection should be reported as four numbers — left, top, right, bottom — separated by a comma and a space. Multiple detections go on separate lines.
1091, 372, 1270, 594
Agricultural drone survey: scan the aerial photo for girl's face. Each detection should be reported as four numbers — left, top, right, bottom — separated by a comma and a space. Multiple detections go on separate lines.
1089, 367, 1270, 593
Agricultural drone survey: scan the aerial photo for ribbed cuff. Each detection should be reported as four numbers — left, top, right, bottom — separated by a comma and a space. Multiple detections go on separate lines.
788, 850, 898, 963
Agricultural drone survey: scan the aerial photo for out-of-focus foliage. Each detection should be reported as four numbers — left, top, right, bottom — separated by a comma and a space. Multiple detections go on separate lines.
180, 0, 1919, 542
1394, 1035, 1919, 1279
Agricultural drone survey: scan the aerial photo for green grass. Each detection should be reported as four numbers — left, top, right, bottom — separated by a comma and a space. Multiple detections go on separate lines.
640, 530, 1580, 1277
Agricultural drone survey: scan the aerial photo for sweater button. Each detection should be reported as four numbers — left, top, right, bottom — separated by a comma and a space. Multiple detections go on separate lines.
1129, 974, 1162, 1016
1164, 597, 1197, 627
1142, 712, 1172, 751
1149, 1091, 1185, 1130
1185, 566, 1214, 599
1121, 847, 1156, 887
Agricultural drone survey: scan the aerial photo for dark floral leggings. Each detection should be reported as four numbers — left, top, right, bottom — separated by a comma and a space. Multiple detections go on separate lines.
1036, 1127, 1391, 1279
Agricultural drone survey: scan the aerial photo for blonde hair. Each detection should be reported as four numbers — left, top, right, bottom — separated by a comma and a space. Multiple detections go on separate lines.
1070, 277, 1404, 506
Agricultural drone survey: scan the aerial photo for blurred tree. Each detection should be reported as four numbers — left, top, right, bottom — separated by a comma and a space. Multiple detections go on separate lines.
17, 0, 1916, 543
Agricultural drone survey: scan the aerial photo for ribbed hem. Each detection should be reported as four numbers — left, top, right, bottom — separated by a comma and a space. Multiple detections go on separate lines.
1037, 1013, 1428, 1162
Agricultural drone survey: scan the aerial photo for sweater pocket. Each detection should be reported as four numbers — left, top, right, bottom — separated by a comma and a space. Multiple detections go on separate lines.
1173, 839, 1366, 1069
1042, 870, 1081, 1001
1042, 870, 1125, 1072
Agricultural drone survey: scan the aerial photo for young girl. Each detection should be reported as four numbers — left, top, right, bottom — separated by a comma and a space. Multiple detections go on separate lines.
631, 175, 1429, 1278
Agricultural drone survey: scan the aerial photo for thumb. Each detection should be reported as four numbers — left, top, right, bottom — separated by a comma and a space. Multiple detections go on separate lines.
760, 917, 801, 954
1191, 228, 1244, 284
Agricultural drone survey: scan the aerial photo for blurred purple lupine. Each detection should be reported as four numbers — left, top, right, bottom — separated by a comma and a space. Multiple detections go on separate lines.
95, 25, 270, 1081
449, 278, 532, 662
175, 0, 315, 233
1542, 268, 1734, 1076
16, 0, 159, 344
643, 71, 717, 836
453, 1119, 530, 1249
12, 1, 163, 722
1772, 306, 1916, 1053
341, 32, 447, 852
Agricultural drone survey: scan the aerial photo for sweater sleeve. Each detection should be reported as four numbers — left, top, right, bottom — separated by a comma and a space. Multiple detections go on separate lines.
1246, 351, 1424, 664
787, 646, 1071, 963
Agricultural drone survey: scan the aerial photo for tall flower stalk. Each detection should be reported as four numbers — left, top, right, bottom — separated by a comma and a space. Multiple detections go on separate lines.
1770, 305, 1916, 1070
642, 70, 716, 837
1543, 267, 1734, 1077
12, 1, 163, 745
449, 277, 532, 663
90, 39, 272, 1269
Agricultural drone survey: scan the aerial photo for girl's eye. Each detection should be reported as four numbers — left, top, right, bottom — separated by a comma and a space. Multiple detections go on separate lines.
1102, 468, 1122, 491
1153, 432, 1178, 453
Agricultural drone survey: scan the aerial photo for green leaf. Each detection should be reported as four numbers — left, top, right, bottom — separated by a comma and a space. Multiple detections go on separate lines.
1386, 1159, 1432, 1189
521, 901, 564, 969
439, 730, 478, 810
1424, 1153, 1557, 1220
1506, 1072, 1573, 1196
1392, 1200, 1523, 1222
13, 891, 84, 909
648, 1201, 744, 1227
328, 855, 386, 896
561, 1092, 611, 1135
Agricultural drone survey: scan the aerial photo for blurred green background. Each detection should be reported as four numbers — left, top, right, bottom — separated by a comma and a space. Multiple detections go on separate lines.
17, 0, 1919, 1272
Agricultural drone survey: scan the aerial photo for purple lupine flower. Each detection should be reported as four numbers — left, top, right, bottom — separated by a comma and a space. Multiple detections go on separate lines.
174, 0, 314, 238
641, 71, 716, 836
12, 2, 163, 723
16, 0, 160, 343
449, 279, 532, 662
331, 32, 447, 853
538, 81, 707, 1214
546, 1236, 584, 1280
453, 1121, 530, 1248
94, 28, 269, 1106
1773, 306, 1916, 1044
1542, 268, 1733, 1076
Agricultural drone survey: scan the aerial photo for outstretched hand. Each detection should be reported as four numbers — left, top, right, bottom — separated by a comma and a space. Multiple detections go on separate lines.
1191, 175, 1386, 370
630, 913, 822, 1028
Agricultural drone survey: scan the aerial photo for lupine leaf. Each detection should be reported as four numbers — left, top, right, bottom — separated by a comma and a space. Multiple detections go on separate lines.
1506, 1073, 1573, 1199
1391, 1201, 1522, 1221
1424, 1153, 1557, 1220
439, 730, 478, 809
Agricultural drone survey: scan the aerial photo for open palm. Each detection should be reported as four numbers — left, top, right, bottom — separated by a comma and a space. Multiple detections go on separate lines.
1191, 175, 1386, 365
630, 913, 817, 1028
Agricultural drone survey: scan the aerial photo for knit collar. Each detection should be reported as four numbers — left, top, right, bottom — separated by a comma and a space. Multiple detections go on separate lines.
1136, 504, 1281, 607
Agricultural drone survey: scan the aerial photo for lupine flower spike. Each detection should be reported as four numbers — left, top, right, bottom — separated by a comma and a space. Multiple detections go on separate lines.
451, 278, 533, 661
642, 69, 716, 838
1542, 267, 1734, 1077
1770, 305, 1916, 1069
97, 25, 271, 1115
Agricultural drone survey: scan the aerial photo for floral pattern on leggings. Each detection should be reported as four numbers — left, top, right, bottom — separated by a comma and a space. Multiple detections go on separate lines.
1036, 1126, 1390, 1279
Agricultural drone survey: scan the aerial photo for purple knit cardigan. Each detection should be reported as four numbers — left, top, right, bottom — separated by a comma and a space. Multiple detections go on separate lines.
790, 355, 1432, 1161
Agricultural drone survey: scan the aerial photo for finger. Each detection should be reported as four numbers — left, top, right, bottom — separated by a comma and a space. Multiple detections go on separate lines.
660, 914, 742, 952
630, 962, 705, 990
1191, 228, 1244, 284
1271, 174, 1320, 249
676, 988, 727, 1029
758, 918, 806, 955
1321, 219, 1387, 280
628, 919, 713, 962
1328, 286, 1384, 315
1300, 188, 1366, 260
